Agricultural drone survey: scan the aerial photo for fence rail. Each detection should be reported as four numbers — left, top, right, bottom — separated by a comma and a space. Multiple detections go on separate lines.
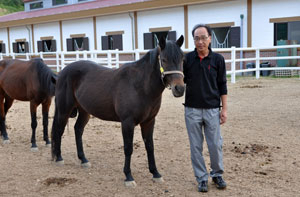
0, 44, 299, 83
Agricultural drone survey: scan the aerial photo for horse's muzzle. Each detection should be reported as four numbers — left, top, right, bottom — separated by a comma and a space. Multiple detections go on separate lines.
171, 84, 185, 97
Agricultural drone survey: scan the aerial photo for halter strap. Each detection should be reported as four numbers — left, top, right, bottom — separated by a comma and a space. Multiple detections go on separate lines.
158, 55, 184, 88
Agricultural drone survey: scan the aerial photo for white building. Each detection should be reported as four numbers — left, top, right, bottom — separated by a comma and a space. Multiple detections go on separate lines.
0, 0, 299, 54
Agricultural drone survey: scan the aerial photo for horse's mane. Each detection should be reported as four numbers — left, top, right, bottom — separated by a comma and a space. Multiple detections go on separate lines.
33, 58, 56, 96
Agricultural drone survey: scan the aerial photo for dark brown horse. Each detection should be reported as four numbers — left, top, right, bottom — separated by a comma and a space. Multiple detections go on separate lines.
51, 36, 185, 187
0, 58, 56, 151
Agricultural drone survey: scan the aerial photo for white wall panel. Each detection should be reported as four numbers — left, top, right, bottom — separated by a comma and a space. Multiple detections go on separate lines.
34, 22, 61, 52
188, 1, 247, 49
137, 7, 185, 50
96, 13, 133, 50
252, 0, 300, 47
62, 18, 94, 51
0, 28, 8, 54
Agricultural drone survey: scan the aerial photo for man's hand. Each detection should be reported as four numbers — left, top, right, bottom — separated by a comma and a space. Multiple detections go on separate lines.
220, 109, 227, 125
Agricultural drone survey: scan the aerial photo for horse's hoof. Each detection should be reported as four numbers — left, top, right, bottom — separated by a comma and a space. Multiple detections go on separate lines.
45, 143, 51, 148
30, 147, 39, 152
124, 180, 137, 188
81, 162, 92, 168
3, 139, 10, 144
152, 177, 164, 183
56, 160, 64, 166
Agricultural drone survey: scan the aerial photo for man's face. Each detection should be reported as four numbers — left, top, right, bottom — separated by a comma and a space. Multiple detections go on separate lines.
193, 27, 211, 53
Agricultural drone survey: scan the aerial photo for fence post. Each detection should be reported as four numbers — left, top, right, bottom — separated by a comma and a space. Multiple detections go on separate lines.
12, 53, 15, 59
56, 52, 60, 72
255, 48, 260, 79
231, 47, 236, 83
83, 51, 87, 60
61, 53, 65, 70
26, 53, 29, 60
0, 53, 2, 60
115, 49, 119, 68
135, 50, 140, 61
107, 51, 112, 68
39, 52, 43, 59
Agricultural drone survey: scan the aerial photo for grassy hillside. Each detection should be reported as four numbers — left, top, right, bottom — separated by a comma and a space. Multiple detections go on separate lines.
0, 0, 24, 16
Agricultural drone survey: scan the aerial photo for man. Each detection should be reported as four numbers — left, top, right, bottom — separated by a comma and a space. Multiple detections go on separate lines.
183, 24, 227, 192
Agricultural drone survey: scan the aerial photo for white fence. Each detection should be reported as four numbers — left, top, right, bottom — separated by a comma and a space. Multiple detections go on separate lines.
0, 44, 299, 83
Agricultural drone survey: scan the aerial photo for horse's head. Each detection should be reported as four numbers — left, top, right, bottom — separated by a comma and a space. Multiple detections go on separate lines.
158, 35, 185, 97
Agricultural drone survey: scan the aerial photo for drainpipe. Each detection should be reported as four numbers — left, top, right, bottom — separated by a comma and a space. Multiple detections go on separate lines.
240, 14, 244, 74
129, 12, 135, 50
25, 25, 31, 53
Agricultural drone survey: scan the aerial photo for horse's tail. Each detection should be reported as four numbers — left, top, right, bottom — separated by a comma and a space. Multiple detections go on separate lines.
51, 103, 59, 161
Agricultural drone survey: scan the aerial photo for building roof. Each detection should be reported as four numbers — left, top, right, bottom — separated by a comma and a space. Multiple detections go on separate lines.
0, 0, 225, 27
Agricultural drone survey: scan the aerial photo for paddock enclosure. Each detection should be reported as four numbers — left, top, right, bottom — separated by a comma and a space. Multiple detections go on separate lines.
0, 77, 299, 197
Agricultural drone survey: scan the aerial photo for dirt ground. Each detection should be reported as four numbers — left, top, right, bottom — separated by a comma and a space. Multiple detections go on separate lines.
0, 77, 299, 197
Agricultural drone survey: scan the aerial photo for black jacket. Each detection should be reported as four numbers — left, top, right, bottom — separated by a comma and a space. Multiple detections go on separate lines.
183, 48, 227, 108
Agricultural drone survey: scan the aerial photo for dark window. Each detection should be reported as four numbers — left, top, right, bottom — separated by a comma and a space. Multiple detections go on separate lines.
274, 21, 300, 45
52, 0, 67, 6
143, 31, 176, 49
101, 34, 123, 50
66, 37, 89, 51
30, 2, 43, 10
12, 42, 29, 53
0, 43, 5, 53
274, 23, 288, 45
37, 40, 57, 52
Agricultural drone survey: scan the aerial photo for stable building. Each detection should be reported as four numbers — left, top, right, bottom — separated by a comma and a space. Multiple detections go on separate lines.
0, 0, 299, 55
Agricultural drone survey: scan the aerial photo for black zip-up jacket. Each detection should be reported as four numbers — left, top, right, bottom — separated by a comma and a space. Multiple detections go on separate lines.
183, 48, 227, 109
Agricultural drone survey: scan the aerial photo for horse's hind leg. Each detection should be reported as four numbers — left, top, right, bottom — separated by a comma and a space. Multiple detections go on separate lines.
74, 109, 90, 168
30, 102, 39, 151
0, 92, 9, 143
51, 105, 69, 164
42, 98, 52, 146
140, 119, 163, 182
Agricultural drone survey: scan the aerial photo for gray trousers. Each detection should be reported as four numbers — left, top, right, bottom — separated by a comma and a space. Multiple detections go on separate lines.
184, 107, 224, 183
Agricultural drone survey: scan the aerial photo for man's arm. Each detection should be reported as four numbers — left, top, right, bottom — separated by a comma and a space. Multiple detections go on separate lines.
220, 94, 227, 125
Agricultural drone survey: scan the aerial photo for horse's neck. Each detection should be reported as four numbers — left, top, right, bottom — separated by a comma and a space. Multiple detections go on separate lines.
140, 54, 165, 97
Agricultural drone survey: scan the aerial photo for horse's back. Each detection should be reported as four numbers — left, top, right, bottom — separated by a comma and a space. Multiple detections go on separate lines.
0, 59, 41, 101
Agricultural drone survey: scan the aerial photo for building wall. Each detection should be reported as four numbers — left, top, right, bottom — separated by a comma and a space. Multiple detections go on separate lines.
188, 0, 247, 49
62, 18, 94, 51
252, 0, 300, 47
0, 28, 8, 53
34, 22, 61, 52
9, 26, 31, 53
137, 7, 185, 49
96, 13, 133, 50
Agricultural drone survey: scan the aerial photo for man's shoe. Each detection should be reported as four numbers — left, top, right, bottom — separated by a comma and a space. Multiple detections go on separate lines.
212, 176, 227, 189
198, 181, 208, 192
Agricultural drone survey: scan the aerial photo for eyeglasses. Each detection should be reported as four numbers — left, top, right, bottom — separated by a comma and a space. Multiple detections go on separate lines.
193, 36, 209, 42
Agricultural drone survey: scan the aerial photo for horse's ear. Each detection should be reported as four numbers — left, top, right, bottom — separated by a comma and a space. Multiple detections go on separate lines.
176, 35, 184, 48
159, 36, 166, 51
51, 75, 57, 85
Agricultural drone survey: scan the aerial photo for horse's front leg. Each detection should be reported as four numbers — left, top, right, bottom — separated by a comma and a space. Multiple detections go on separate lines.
30, 102, 38, 151
42, 99, 51, 146
140, 118, 163, 182
121, 119, 136, 187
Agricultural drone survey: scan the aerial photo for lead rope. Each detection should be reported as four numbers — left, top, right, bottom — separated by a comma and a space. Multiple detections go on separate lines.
158, 55, 184, 89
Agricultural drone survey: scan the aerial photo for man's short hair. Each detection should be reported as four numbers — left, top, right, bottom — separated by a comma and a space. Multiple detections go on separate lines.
192, 24, 212, 37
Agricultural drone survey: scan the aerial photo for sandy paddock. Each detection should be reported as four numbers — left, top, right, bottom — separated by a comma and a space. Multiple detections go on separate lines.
0, 77, 299, 197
